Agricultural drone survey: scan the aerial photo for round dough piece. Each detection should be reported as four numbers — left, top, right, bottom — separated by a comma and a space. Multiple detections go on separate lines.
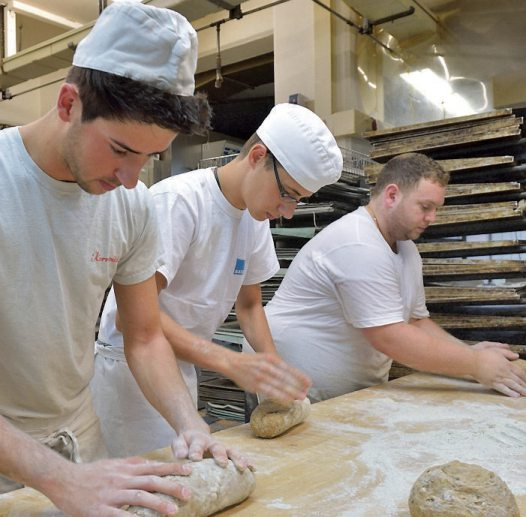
250, 397, 311, 438
408, 460, 519, 517
126, 459, 255, 517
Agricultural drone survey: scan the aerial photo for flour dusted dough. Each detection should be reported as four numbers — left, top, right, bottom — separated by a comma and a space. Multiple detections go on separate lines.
250, 397, 311, 438
408, 460, 519, 517
126, 459, 255, 517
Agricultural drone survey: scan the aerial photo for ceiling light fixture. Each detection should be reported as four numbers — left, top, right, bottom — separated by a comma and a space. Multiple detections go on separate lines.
401, 68, 473, 117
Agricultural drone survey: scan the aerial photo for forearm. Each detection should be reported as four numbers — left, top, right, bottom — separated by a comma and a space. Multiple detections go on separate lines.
113, 278, 249, 466
364, 322, 477, 378
411, 317, 467, 346
235, 283, 277, 355
0, 417, 72, 496
125, 335, 208, 434
159, 311, 241, 379
237, 304, 277, 355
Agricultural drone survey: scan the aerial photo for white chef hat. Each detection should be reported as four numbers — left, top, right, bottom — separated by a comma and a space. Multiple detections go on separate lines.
256, 103, 343, 193
73, 1, 197, 96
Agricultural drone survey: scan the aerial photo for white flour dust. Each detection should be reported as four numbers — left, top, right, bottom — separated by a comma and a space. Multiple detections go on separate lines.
258, 377, 525, 517
328, 389, 524, 516
266, 498, 295, 510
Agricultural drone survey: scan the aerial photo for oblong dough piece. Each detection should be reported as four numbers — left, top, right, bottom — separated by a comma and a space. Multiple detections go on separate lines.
408, 460, 520, 517
250, 397, 311, 438
127, 459, 255, 517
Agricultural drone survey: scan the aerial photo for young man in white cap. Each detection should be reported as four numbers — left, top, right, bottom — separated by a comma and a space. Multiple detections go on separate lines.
258, 153, 526, 402
92, 102, 343, 457
0, 2, 248, 515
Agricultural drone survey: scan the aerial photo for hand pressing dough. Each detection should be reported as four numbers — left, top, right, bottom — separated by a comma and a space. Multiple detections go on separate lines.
126, 459, 255, 517
250, 397, 311, 438
408, 460, 519, 517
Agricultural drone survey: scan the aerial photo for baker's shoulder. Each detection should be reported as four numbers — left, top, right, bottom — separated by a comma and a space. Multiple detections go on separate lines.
0, 127, 20, 159
149, 168, 210, 196
0, 126, 17, 141
313, 209, 363, 240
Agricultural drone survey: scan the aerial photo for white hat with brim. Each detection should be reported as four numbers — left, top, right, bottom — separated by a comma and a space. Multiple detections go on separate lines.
73, 1, 197, 96
256, 103, 343, 193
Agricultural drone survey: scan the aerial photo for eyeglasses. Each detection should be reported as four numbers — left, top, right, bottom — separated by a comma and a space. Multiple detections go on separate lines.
270, 154, 301, 205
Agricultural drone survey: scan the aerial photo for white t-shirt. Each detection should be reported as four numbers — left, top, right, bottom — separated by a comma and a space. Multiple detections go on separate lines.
98, 168, 279, 396
0, 127, 160, 422
264, 206, 429, 401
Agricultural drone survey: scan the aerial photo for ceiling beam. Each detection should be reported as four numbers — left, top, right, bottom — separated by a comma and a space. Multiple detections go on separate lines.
0, 22, 91, 89
206, 0, 238, 10
8, 1, 82, 29
0, 0, 254, 92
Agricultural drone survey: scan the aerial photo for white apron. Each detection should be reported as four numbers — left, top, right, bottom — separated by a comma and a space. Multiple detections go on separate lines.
90, 341, 192, 458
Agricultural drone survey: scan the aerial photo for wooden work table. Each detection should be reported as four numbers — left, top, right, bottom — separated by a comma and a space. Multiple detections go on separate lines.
1, 363, 525, 516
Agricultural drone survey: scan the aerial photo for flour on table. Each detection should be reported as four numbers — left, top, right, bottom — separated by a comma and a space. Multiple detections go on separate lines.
256, 376, 525, 516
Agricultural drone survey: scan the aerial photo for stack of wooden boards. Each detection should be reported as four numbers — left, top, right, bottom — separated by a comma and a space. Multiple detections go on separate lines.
363, 108, 526, 378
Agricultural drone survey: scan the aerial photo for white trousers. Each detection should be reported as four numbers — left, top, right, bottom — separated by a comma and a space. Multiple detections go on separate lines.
91, 342, 197, 458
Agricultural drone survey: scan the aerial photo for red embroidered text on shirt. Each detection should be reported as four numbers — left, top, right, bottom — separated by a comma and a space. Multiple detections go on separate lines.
91, 250, 120, 263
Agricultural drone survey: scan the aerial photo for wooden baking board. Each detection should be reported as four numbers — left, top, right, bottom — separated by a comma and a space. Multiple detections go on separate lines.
1, 361, 525, 516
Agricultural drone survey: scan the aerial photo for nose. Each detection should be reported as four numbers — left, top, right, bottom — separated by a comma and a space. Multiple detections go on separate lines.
114, 167, 140, 190
278, 202, 296, 220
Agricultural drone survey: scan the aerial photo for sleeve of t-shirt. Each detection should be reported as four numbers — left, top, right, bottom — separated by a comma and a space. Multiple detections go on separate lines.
328, 242, 406, 328
243, 222, 279, 285
112, 184, 162, 286
152, 188, 196, 287
410, 249, 430, 320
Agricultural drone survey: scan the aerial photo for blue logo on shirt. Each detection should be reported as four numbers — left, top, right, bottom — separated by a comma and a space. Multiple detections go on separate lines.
234, 258, 245, 275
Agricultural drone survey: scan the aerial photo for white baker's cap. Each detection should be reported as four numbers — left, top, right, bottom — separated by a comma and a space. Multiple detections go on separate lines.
73, 1, 197, 96
256, 103, 342, 193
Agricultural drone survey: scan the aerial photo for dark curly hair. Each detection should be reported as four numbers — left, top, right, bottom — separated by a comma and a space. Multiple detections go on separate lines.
65, 66, 212, 136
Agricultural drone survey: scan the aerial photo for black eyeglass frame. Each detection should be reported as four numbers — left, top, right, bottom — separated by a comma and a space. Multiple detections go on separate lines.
270, 154, 301, 205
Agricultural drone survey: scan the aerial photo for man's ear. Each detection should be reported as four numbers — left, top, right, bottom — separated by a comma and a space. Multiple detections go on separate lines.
56, 83, 80, 122
384, 183, 400, 208
247, 143, 268, 168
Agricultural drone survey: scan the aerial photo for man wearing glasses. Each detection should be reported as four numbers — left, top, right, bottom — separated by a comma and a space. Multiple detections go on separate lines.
91, 103, 343, 457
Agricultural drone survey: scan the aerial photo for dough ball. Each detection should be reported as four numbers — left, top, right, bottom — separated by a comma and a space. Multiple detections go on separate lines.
408, 460, 519, 517
250, 397, 311, 438
126, 459, 255, 517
